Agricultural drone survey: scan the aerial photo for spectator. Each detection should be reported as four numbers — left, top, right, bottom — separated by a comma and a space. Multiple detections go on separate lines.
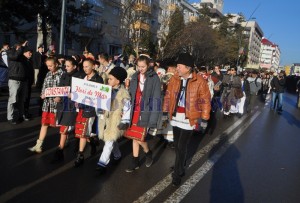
7, 41, 28, 124
270, 72, 286, 114
32, 45, 44, 85
22, 47, 34, 119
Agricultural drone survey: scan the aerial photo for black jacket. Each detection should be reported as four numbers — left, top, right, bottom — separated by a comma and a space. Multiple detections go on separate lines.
81, 72, 104, 118
271, 76, 285, 93
7, 47, 26, 81
21, 56, 34, 85
56, 70, 85, 126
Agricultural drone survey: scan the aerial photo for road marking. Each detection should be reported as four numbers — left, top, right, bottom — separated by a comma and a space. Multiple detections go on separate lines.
165, 111, 261, 203
134, 109, 257, 203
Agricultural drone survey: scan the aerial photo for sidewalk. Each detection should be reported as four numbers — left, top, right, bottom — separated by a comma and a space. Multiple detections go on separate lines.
0, 86, 41, 111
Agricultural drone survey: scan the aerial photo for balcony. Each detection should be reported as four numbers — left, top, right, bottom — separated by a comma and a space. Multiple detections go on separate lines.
168, 4, 177, 11
133, 20, 150, 31
189, 16, 198, 22
135, 3, 151, 14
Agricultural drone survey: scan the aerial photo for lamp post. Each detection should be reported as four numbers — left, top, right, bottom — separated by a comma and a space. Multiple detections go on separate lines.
59, 0, 66, 54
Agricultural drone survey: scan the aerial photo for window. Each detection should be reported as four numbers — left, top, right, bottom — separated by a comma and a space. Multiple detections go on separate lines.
113, 7, 119, 15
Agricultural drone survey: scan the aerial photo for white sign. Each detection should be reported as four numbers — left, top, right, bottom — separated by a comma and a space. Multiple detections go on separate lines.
45, 86, 70, 97
71, 77, 112, 111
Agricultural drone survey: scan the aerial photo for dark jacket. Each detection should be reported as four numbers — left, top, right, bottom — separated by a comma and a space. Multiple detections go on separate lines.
129, 68, 161, 128
81, 72, 104, 118
271, 76, 285, 93
7, 47, 26, 81
21, 55, 34, 85
242, 79, 251, 97
56, 70, 85, 126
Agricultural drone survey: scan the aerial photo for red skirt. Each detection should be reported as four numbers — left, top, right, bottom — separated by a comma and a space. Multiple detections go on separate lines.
59, 125, 74, 135
74, 109, 89, 138
41, 112, 57, 127
124, 80, 147, 142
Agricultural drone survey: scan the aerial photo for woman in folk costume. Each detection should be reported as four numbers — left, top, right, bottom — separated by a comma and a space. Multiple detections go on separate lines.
95, 67, 131, 174
28, 57, 64, 153
51, 57, 85, 162
73, 58, 104, 167
122, 54, 161, 172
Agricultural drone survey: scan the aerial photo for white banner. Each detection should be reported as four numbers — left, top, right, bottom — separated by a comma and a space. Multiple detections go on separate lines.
71, 77, 112, 111
45, 86, 70, 97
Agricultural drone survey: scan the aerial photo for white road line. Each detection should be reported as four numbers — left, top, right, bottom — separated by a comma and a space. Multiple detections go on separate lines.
164, 111, 261, 203
133, 110, 257, 203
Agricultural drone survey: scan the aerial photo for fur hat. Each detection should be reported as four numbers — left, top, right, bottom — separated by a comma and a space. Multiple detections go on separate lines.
109, 67, 127, 83
177, 53, 194, 68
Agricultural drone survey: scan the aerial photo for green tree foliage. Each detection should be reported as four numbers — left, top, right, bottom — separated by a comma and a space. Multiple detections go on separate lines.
0, 0, 91, 43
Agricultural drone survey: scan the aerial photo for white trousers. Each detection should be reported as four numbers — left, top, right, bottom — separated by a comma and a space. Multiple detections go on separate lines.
98, 141, 121, 167
236, 94, 246, 114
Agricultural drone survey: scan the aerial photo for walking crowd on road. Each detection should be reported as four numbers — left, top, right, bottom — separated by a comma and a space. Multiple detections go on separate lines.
0, 40, 294, 187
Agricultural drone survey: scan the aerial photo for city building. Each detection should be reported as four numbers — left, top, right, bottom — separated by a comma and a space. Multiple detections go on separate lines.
241, 20, 264, 69
259, 37, 281, 70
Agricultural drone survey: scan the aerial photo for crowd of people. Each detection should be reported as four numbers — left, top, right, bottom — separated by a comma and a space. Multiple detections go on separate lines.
0, 40, 292, 187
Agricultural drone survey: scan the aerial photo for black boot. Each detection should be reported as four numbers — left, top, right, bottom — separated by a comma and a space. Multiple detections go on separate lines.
74, 152, 84, 167
145, 150, 153, 167
125, 156, 140, 173
95, 164, 107, 175
89, 136, 98, 156
51, 147, 64, 163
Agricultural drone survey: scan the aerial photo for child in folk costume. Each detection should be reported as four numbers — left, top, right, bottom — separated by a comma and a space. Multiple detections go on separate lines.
95, 67, 131, 174
73, 59, 104, 167
122, 55, 161, 172
28, 57, 64, 153
51, 57, 85, 162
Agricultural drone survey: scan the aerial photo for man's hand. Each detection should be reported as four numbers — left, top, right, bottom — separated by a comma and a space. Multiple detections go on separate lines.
198, 119, 208, 134
41, 94, 45, 99
162, 112, 169, 128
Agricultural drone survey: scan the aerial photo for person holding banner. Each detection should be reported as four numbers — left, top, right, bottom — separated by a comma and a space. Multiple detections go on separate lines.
28, 57, 64, 153
122, 54, 161, 172
95, 67, 131, 174
51, 57, 85, 162
74, 58, 103, 167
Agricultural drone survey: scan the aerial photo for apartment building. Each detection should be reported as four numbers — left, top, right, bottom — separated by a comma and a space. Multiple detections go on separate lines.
241, 20, 264, 69
260, 37, 281, 69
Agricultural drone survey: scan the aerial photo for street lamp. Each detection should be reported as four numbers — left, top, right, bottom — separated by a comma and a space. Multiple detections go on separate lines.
59, 0, 66, 54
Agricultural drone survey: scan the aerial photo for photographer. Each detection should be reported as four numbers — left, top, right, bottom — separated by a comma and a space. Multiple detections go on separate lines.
270, 72, 286, 114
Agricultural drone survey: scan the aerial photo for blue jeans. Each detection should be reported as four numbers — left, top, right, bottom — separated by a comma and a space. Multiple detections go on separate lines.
271, 92, 283, 112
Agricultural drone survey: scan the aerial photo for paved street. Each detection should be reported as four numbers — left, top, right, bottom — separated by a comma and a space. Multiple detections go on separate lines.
0, 91, 299, 203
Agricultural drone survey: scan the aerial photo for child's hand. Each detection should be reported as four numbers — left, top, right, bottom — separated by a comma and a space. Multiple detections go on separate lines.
54, 97, 61, 103
41, 94, 45, 99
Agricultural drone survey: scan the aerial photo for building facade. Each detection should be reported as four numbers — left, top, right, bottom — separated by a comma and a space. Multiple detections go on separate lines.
259, 37, 281, 70
241, 20, 264, 69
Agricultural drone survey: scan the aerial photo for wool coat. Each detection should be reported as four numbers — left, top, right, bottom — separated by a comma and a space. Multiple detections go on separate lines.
128, 68, 161, 128
98, 86, 130, 142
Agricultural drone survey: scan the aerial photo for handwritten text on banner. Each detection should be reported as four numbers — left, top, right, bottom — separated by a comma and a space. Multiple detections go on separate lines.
71, 77, 112, 111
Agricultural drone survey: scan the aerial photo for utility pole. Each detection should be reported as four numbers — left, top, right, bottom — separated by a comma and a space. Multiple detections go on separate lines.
59, 0, 66, 54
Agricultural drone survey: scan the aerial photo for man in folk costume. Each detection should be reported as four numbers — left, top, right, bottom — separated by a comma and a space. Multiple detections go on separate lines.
163, 53, 211, 186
